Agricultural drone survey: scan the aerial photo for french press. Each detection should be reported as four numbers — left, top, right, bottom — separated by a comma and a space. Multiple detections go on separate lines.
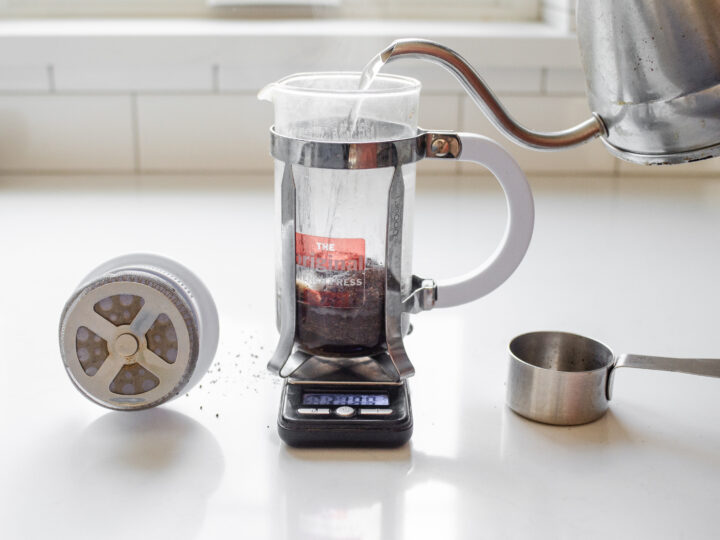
259, 72, 533, 445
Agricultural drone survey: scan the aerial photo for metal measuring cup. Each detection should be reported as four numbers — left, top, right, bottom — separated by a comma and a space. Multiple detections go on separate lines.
506, 331, 720, 426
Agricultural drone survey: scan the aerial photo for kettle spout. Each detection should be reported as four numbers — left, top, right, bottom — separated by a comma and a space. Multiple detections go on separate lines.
379, 41, 399, 63
378, 38, 605, 151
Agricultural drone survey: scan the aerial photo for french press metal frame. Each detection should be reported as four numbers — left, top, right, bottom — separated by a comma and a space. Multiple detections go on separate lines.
267, 126, 535, 381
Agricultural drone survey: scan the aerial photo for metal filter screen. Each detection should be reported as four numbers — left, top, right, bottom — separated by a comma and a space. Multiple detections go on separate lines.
146, 313, 179, 365
109, 363, 160, 395
75, 326, 109, 376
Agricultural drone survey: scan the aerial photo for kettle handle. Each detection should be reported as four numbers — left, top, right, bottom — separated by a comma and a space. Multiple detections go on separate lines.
432, 132, 534, 308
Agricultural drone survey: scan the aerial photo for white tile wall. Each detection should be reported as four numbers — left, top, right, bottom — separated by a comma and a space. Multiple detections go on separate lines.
0, 95, 134, 172
0, 65, 49, 91
542, 0, 575, 12
136, 94, 273, 172
480, 67, 544, 94
219, 62, 543, 94
542, 0, 576, 32
0, 20, 717, 180
544, 67, 585, 94
376, 63, 543, 94
55, 64, 214, 92
460, 94, 617, 175
220, 66, 291, 93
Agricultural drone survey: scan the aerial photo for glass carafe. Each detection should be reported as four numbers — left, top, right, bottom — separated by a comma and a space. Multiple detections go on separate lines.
263, 73, 418, 359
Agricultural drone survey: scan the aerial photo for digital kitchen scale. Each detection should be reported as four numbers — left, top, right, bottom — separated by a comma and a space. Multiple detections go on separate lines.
277, 356, 413, 447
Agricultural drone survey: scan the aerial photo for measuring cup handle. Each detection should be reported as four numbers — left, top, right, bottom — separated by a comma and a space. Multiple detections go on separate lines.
608, 353, 720, 400
433, 132, 534, 308
615, 354, 720, 378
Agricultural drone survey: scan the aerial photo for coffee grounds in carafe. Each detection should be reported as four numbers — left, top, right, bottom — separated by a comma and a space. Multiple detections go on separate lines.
295, 263, 386, 357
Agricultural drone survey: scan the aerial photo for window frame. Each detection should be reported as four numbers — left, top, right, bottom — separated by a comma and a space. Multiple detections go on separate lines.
0, 0, 541, 21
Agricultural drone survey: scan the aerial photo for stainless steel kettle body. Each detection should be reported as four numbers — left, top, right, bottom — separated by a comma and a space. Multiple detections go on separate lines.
376, 0, 720, 165
577, 0, 720, 164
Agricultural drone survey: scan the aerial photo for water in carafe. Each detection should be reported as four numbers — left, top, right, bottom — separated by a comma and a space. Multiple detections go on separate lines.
347, 53, 387, 135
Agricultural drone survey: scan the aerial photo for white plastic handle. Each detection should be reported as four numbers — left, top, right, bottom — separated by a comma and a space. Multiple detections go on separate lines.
434, 133, 534, 308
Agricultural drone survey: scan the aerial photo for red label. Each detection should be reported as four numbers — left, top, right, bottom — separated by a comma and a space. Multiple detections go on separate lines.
295, 233, 365, 272
295, 233, 366, 308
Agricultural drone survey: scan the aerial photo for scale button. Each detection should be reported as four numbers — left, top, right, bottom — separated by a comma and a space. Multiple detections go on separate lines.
334, 406, 356, 418
360, 408, 393, 416
298, 408, 330, 415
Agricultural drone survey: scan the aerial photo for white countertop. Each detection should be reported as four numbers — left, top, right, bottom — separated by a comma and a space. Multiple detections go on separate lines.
1, 173, 719, 539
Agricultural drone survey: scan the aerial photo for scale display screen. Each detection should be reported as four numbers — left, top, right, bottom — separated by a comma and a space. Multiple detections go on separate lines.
302, 392, 389, 406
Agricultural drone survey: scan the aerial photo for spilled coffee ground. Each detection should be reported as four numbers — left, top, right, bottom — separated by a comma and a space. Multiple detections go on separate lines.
183, 329, 281, 421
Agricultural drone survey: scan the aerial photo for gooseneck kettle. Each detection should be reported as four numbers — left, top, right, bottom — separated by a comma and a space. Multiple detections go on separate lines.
376, 0, 720, 165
